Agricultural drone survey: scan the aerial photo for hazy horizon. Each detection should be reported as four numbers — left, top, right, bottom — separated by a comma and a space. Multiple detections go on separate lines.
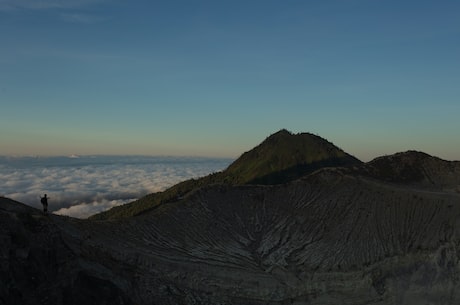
1, 141, 459, 163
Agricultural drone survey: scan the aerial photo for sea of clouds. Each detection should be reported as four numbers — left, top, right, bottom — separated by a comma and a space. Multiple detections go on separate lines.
0, 155, 232, 218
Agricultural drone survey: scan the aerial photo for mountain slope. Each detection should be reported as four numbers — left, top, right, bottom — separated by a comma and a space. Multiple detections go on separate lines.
4, 131, 460, 304
2, 155, 460, 304
91, 129, 361, 220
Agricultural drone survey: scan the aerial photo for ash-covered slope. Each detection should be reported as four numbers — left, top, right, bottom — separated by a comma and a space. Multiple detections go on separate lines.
2, 149, 460, 304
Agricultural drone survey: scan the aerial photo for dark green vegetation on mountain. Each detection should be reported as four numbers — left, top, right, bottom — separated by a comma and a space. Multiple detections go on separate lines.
90, 129, 362, 220
223, 129, 361, 184
2, 130, 460, 305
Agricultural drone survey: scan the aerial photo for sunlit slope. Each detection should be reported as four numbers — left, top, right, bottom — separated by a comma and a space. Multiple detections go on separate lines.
91, 129, 361, 220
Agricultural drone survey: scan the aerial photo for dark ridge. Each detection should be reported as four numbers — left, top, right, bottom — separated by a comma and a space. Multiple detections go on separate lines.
361, 151, 432, 183
0, 196, 39, 214
354, 150, 460, 190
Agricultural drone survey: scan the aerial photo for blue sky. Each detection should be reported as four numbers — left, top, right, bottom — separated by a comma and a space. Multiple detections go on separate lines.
1, 0, 459, 161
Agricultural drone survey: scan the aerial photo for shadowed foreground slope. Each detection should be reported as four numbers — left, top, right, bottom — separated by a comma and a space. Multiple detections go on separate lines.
2, 150, 460, 304
0, 198, 129, 305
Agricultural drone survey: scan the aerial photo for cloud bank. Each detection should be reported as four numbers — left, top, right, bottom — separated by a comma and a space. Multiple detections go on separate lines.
0, 156, 231, 218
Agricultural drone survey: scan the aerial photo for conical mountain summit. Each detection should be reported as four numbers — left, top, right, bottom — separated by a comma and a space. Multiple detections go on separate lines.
224, 129, 362, 184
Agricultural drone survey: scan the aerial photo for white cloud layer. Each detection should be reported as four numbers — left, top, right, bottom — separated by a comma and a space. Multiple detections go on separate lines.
0, 156, 231, 218
53, 198, 135, 219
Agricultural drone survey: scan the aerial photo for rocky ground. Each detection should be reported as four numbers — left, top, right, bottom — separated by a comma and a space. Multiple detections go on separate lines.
2, 152, 460, 304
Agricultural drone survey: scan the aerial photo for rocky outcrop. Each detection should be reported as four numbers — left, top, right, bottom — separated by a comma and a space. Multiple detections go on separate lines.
2, 153, 460, 304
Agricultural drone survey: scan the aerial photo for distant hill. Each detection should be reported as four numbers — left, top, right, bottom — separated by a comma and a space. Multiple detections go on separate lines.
90, 129, 362, 220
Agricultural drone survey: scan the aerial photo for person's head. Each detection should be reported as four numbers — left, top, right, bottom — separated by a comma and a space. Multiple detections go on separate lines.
44, 194, 47, 197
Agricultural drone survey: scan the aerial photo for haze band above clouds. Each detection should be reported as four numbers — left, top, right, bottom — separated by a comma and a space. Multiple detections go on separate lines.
0, 156, 232, 218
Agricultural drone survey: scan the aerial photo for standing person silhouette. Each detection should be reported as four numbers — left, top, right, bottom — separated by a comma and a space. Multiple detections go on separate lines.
40, 194, 49, 215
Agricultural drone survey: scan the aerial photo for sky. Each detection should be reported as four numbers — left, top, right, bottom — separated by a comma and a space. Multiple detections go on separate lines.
1, 0, 459, 161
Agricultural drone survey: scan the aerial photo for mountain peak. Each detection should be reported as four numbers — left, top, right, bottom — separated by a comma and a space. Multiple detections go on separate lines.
223, 129, 362, 184
268, 128, 292, 137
